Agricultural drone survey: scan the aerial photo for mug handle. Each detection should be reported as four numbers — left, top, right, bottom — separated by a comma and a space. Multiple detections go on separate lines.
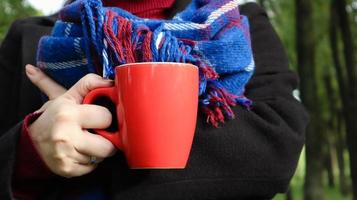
83, 87, 123, 150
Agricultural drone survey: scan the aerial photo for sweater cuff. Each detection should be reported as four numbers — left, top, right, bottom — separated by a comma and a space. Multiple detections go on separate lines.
12, 112, 55, 199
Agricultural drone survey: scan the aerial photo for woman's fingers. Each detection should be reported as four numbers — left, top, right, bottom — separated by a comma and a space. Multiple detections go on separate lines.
68, 164, 97, 178
54, 162, 98, 178
26, 68, 116, 178
74, 130, 117, 159
77, 104, 112, 129
70, 149, 104, 165
25, 64, 67, 99
65, 73, 113, 103
34, 100, 52, 114
26, 66, 114, 105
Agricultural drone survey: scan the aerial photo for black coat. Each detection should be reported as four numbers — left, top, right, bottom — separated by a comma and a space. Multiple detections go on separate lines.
0, 2, 309, 200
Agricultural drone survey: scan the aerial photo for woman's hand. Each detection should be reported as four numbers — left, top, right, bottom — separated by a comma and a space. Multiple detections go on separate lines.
25, 64, 116, 178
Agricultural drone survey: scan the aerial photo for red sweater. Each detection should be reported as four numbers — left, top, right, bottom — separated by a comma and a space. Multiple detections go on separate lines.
102, 0, 175, 19
12, 1, 175, 199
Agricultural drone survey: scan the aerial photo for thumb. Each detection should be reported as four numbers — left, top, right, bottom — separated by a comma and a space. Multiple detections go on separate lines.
64, 73, 113, 103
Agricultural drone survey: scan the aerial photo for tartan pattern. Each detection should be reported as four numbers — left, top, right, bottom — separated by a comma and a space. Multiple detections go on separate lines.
36, 0, 255, 127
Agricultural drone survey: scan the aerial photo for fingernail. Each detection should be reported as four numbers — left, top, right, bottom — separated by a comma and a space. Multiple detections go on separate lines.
25, 64, 38, 76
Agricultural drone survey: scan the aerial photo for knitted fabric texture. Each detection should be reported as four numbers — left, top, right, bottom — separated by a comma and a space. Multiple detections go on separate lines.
36, 0, 255, 127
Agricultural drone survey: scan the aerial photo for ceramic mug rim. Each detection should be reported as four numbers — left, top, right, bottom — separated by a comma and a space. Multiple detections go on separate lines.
116, 62, 198, 69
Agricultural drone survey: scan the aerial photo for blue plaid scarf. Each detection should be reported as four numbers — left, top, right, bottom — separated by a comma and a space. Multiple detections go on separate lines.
37, 0, 255, 127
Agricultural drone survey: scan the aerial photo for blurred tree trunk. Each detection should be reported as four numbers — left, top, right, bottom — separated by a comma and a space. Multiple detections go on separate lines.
331, 0, 357, 199
324, 72, 348, 191
296, 0, 325, 200
329, 3, 350, 196
323, 73, 339, 189
336, 112, 349, 196
325, 143, 335, 188
327, 12, 350, 194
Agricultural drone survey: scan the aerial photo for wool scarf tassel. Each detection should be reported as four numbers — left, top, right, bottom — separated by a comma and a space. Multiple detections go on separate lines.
103, 10, 154, 72
200, 84, 252, 127
81, 0, 107, 76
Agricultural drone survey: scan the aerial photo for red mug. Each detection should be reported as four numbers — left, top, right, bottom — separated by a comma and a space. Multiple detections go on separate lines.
83, 62, 199, 169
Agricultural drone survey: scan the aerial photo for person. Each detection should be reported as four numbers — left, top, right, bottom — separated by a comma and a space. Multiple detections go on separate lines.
0, 0, 309, 199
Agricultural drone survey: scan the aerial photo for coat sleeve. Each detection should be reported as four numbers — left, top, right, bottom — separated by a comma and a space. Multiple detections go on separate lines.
0, 19, 27, 200
0, 123, 22, 200
0, 19, 55, 200
113, 3, 309, 200
0, 16, 54, 134
0, 20, 25, 134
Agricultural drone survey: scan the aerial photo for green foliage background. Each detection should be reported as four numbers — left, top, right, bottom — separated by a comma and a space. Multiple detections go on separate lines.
268, 0, 357, 199
0, 0, 40, 41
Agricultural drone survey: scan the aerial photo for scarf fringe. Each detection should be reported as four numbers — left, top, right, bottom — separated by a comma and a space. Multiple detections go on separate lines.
199, 84, 252, 128
103, 11, 154, 66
